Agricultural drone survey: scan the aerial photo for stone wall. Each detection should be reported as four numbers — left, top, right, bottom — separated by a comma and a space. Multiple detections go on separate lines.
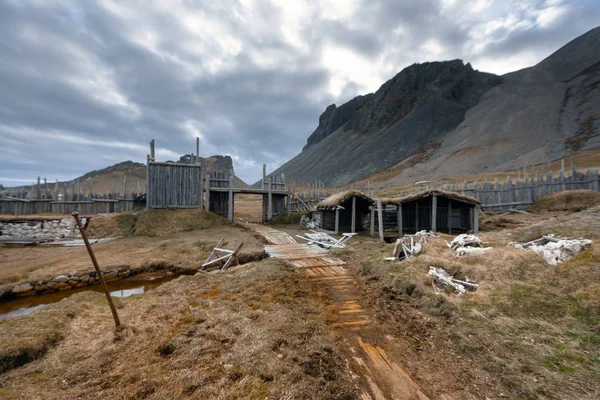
0, 217, 88, 241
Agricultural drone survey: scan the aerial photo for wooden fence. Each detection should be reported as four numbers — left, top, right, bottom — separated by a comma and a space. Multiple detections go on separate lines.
443, 168, 600, 212
0, 199, 141, 215
146, 161, 204, 208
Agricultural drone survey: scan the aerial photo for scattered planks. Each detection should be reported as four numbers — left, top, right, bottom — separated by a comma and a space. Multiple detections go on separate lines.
201, 238, 244, 271
296, 230, 357, 249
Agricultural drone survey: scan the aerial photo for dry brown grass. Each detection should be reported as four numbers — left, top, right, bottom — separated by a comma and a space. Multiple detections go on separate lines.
335, 206, 600, 399
0, 259, 358, 399
0, 222, 265, 288
530, 190, 600, 213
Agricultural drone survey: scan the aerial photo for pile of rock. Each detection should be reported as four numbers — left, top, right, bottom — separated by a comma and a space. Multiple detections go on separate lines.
0, 217, 87, 241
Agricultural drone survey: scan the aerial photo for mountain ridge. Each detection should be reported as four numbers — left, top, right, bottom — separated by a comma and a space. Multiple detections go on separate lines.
268, 26, 600, 188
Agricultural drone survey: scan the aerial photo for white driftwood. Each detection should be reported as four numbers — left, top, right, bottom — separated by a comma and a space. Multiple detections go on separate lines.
389, 231, 431, 261
448, 234, 492, 257
510, 234, 593, 265
201, 240, 244, 270
428, 267, 478, 295
296, 231, 356, 249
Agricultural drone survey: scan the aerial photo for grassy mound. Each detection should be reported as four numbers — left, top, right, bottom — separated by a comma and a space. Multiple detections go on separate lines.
85, 213, 136, 238
134, 209, 227, 237
531, 190, 600, 213
86, 209, 228, 238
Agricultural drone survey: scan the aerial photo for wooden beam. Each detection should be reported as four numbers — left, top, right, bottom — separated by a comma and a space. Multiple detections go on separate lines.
351, 196, 356, 234
377, 200, 384, 242
145, 158, 150, 209
335, 208, 340, 234
196, 137, 200, 164
267, 177, 273, 222
262, 164, 266, 189
397, 204, 402, 236
431, 195, 437, 232
370, 207, 375, 236
473, 206, 479, 234
150, 139, 155, 161
415, 202, 419, 232
228, 173, 234, 222
204, 174, 210, 211
448, 201, 452, 234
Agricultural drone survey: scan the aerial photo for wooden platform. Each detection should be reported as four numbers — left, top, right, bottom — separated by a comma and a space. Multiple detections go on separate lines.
244, 223, 346, 269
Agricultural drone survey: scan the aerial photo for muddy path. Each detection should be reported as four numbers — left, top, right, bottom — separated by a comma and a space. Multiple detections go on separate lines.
244, 223, 431, 400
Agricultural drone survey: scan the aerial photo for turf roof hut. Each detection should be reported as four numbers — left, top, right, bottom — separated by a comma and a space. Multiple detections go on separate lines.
316, 190, 373, 233
378, 190, 480, 235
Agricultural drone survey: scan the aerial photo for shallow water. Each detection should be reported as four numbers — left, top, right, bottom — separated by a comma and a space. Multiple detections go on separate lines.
0, 274, 174, 321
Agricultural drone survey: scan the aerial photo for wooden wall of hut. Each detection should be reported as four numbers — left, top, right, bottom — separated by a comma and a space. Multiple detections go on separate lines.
373, 196, 475, 235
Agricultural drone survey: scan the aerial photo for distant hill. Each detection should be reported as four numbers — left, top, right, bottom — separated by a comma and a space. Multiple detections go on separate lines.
268, 26, 600, 188
3, 156, 248, 197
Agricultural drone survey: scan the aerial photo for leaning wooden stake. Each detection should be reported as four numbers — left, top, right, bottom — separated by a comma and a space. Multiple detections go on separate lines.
72, 212, 121, 327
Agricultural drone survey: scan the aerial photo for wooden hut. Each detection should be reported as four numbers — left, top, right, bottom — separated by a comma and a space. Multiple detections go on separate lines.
376, 190, 480, 235
316, 190, 373, 233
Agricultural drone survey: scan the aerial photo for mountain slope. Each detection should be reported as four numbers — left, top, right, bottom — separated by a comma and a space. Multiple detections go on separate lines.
270, 27, 600, 187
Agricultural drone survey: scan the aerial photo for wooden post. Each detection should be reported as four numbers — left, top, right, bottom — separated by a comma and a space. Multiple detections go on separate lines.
204, 174, 210, 211
335, 207, 340, 234
377, 200, 384, 242
397, 204, 403, 236
447, 201, 452, 234
267, 176, 273, 222
228, 172, 233, 222
112, 180, 116, 200
123, 174, 128, 199
150, 139, 155, 161
262, 164, 266, 189
472, 206, 479, 234
196, 137, 200, 164
370, 207, 375, 236
415, 203, 419, 232
72, 212, 120, 327
431, 195, 437, 232
286, 189, 292, 216
351, 196, 356, 234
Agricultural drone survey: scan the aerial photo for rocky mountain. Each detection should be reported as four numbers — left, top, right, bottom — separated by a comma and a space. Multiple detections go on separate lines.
270, 27, 600, 187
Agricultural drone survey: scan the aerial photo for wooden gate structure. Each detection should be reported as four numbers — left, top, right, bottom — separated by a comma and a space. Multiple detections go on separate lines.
146, 139, 291, 223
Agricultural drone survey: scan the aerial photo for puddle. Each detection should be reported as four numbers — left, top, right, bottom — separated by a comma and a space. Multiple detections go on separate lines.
0, 274, 175, 321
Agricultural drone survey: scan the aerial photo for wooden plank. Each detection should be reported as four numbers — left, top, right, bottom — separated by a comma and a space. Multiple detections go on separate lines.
397, 204, 403, 236
377, 200, 384, 242
351, 196, 356, 234
431, 195, 437, 232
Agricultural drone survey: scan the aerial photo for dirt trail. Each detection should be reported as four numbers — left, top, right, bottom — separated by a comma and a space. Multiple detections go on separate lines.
244, 223, 430, 400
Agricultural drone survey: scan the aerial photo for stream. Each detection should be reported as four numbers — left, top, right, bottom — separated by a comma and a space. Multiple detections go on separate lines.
0, 273, 175, 321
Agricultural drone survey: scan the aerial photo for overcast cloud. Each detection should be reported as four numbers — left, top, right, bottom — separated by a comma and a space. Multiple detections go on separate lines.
0, 0, 598, 186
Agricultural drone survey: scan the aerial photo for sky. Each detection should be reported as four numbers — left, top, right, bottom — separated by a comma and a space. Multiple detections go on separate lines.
1, 0, 599, 187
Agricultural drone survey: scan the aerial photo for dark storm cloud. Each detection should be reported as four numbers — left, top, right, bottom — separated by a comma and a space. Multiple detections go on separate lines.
0, 0, 598, 186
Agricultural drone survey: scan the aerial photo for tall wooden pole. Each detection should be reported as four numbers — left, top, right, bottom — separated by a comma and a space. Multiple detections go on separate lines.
377, 200, 384, 242
431, 195, 437, 232
267, 176, 273, 222
351, 196, 356, 234
228, 171, 234, 222
196, 137, 200, 164
72, 212, 120, 327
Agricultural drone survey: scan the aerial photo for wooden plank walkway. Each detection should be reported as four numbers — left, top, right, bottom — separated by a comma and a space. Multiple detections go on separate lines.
244, 223, 345, 268
243, 223, 429, 399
